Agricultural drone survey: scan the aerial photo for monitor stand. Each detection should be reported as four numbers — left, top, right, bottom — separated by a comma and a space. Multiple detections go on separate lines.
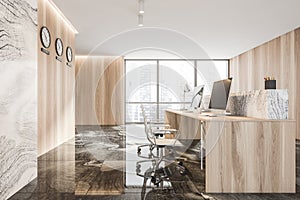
202, 109, 227, 115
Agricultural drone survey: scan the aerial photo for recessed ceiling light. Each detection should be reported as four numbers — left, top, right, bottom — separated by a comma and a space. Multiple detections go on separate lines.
138, 14, 143, 27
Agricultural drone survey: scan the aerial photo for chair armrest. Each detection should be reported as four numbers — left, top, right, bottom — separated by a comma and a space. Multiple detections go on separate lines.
150, 122, 171, 132
150, 123, 170, 128
156, 128, 177, 132
151, 119, 168, 124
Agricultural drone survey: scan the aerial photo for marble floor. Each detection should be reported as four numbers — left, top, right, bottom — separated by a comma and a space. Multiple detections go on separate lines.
9, 125, 300, 200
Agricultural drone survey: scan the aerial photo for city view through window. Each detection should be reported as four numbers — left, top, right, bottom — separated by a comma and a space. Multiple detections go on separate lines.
125, 59, 229, 123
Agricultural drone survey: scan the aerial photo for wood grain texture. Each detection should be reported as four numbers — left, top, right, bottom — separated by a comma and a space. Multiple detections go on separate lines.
165, 109, 296, 193
230, 29, 300, 138
38, 0, 75, 156
75, 56, 124, 125
295, 28, 300, 140
165, 111, 201, 139
205, 121, 295, 193
165, 109, 295, 122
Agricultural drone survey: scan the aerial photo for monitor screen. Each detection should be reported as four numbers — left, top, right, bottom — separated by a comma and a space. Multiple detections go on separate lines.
191, 85, 204, 108
209, 78, 232, 110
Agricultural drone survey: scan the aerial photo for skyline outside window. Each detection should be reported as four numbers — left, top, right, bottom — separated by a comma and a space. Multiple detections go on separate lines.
126, 59, 228, 123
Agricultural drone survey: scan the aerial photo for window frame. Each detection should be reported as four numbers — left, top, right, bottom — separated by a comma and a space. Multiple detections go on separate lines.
125, 59, 229, 123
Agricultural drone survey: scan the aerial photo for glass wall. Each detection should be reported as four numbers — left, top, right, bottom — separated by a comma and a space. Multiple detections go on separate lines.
125, 59, 229, 123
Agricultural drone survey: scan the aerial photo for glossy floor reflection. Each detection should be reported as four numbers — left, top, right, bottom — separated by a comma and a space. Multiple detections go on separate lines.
9, 125, 300, 200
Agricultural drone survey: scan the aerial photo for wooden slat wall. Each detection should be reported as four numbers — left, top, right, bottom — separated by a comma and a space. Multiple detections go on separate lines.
230, 28, 300, 139
38, 0, 76, 156
75, 56, 124, 125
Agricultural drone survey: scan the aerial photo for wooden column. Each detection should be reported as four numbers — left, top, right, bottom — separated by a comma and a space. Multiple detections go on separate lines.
75, 56, 124, 125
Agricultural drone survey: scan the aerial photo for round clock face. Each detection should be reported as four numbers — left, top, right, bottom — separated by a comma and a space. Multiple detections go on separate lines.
66, 47, 73, 62
55, 38, 63, 56
40, 26, 51, 48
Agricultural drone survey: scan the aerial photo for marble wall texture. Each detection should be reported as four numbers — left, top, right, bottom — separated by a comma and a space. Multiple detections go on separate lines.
0, 0, 37, 199
227, 89, 288, 119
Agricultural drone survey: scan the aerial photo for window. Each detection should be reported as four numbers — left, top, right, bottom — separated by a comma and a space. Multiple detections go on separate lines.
158, 61, 195, 120
126, 61, 157, 122
125, 59, 228, 123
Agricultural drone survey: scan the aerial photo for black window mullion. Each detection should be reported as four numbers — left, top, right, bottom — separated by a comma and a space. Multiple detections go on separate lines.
156, 60, 159, 121
194, 60, 197, 87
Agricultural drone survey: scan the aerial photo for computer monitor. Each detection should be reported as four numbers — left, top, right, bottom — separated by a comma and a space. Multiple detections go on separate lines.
209, 78, 232, 111
190, 85, 204, 109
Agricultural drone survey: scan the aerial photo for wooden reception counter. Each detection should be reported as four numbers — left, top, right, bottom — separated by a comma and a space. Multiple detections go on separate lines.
165, 109, 296, 193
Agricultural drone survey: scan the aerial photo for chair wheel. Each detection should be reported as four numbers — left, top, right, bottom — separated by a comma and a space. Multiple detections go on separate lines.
179, 168, 186, 175
178, 161, 183, 166
151, 176, 160, 186
177, 165, 186, 175
136, 164, 141, 169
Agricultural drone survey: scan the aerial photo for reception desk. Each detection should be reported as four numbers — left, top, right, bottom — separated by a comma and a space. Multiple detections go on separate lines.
165, 109, 295, 193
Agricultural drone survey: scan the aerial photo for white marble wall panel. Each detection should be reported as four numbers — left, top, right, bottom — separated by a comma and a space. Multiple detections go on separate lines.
0, 0, 37, 199
227, 90, 288, 119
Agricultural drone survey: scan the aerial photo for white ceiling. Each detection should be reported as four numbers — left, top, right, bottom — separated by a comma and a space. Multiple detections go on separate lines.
53, 0, 300, 59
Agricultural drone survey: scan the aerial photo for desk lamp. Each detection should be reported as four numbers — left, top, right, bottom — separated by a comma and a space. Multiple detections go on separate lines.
182, 83, 191, 110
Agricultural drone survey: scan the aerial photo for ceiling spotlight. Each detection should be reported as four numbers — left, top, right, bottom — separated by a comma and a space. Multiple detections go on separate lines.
139, 0, 144, 14
138, 14, 143, 27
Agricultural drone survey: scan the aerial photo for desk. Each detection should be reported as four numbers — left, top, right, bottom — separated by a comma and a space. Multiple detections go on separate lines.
165, 109, 295, 193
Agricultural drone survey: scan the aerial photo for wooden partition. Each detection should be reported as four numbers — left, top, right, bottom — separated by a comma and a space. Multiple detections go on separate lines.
38, 0, 76, 156
230, 28, 300, 139
75, 56, 124, 125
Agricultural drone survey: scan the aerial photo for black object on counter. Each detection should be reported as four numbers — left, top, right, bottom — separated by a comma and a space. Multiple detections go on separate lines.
265, 80, 276, 89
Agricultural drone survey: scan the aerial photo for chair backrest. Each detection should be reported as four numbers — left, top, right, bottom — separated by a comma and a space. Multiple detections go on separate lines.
140, 105, 155, 144
140, 104, 181, 147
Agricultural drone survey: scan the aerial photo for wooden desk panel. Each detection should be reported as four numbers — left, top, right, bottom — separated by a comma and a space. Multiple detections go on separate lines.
165, 109, 296, 193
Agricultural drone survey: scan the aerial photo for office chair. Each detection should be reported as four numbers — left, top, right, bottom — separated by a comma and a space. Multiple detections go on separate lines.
136, 159, 172, 187
137, 104, 177, 157
138, 164, 174, 199
137, 156, 186, 199
136, 105, 186, 186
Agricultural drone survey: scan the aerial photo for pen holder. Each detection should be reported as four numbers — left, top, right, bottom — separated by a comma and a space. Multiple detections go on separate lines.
265, 80, 276, 89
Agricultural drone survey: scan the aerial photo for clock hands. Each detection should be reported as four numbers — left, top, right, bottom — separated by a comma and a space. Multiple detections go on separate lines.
67, 48, 72, 62
56, 38, 63, 56
41, 27, 50, 48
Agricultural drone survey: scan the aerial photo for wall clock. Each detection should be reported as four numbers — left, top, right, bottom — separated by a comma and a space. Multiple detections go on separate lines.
55, 38, 63, 56
66, 46, 73, 62
40, 26, 51, 48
